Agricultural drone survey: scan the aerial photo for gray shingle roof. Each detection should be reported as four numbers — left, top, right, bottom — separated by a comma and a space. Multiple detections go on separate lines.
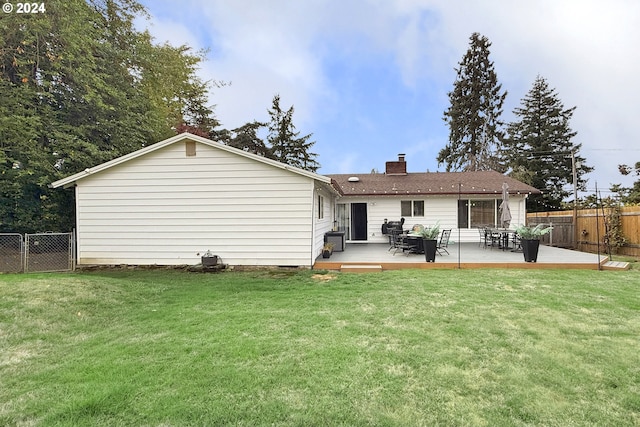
327, 170, 541, 197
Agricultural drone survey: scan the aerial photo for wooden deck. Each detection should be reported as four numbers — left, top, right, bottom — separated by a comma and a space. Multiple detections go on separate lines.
314, 242, 619, 271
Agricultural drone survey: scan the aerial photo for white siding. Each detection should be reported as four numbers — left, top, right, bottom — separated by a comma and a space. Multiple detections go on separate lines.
75, 141, 317, 266
339, 194, 528, 243
312, 186, 337, 258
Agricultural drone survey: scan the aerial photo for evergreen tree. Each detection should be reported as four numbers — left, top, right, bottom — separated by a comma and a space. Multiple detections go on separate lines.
502, 75, 592, 211
438, 33, 507, 172
226, 121, 270, 158
266, 95, 320, 172
616, 162, 640, 205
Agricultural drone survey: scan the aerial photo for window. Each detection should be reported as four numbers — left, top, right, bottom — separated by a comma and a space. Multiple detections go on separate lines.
471, 200, 495, 227
458, 199, 497, 228
317, 195, 324, 219
401, 200, 424, 217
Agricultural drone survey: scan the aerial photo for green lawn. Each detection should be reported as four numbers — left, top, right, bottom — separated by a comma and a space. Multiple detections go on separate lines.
1, 268, 639, 426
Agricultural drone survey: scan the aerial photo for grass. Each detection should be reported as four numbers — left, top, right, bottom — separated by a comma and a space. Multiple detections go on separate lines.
1, 268, 639, 426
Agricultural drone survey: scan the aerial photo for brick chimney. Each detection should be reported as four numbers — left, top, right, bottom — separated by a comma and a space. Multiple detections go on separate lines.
385, 153, 407, 175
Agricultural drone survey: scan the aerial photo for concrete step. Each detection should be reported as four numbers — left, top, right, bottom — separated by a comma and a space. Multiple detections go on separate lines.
340, 264, 383, 273
602, 261, 631, 270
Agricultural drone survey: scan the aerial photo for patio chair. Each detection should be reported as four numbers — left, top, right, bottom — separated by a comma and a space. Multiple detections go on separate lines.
388, 228, 403, 251
511, 233, 522, 252
392, 231, 415, 256
477, 227, 486, 247
437, 229, 451, 255
484, 227, 501, 249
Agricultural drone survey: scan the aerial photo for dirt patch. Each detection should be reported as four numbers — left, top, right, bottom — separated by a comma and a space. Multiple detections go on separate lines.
312, 273, 337, 282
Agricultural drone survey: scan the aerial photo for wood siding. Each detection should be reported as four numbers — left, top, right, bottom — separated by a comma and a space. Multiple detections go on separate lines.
75, 141, 318, 266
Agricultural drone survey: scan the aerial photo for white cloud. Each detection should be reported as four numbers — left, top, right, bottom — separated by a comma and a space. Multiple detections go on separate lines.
139, 0, 640, 190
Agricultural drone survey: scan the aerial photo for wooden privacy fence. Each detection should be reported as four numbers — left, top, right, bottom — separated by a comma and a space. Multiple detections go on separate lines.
527, 206, 640, 257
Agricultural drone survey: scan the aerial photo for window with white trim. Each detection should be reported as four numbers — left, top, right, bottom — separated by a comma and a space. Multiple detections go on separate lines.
401, 200, 424, 217
458, 199, 496, 228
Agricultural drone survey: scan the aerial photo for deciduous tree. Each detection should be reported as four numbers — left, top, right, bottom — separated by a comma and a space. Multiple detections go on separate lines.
0, 0, 218, 233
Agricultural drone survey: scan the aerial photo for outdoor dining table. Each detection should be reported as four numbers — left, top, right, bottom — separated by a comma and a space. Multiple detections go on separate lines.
490, 228, 518, 251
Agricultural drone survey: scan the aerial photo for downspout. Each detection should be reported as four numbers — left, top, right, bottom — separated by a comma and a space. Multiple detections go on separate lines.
310, 182, 317, 268
74, 185, 80, 266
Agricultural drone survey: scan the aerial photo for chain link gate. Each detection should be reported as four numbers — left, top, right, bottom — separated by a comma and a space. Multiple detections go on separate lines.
24, 232, 75, 273
0, 233, 24, 273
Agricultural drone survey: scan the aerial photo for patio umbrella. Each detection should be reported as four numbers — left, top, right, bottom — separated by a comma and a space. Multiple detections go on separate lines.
499, 182, 512, 228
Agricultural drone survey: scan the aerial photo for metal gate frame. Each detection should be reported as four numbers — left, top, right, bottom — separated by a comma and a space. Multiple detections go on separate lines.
0, 233, 24, 273
24, 232, 75, 273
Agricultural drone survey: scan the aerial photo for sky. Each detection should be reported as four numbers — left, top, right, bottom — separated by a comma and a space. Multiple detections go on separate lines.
136, 0, 639, 197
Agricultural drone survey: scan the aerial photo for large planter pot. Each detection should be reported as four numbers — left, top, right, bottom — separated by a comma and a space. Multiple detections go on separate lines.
423, 239, 437, 262
521, 239, 540, 262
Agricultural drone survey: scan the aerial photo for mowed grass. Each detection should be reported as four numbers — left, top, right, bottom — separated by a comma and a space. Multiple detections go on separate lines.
1, 268, 639, 426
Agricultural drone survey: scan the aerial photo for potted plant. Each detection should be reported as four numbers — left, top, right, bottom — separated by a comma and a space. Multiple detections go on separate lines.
322, 242, 334, 258
515, 224, 553, 262
418, 223, 440, 262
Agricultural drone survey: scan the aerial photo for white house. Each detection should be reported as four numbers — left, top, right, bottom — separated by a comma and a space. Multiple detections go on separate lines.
52, 135, 540, 268
51, 133, 339, 267
327, 154, 541, 245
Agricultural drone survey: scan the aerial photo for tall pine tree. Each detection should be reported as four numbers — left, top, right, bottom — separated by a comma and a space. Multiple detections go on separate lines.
267, 95, 320, 172
438, 33, 507, 172
226, 121, 270, 158
502, 75, 592, 211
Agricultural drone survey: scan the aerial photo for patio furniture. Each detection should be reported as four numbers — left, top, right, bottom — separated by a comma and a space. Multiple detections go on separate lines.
489, 228, 518, 251
389, 228, 405, 251
437, 229, 451, 255
393, 232, 423, 256
325, 231, 345, 252
484, 227, 501, 249
511, 233, 522, 252
477, 227, 485, 247
382, 218, 405, 247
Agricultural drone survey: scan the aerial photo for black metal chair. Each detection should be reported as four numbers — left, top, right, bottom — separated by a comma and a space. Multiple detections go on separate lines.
512, 233, 522, 252
389, 229, 406, 253
392, 230, 415, 256
387, 227, 398, 250
437, 229, 451, 255
484, 227, 501, 249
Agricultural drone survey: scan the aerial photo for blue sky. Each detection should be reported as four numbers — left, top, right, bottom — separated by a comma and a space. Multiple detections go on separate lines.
136, 0, 639, 196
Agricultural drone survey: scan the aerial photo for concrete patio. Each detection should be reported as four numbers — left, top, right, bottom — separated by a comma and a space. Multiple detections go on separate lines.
314, 241, 614, 271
